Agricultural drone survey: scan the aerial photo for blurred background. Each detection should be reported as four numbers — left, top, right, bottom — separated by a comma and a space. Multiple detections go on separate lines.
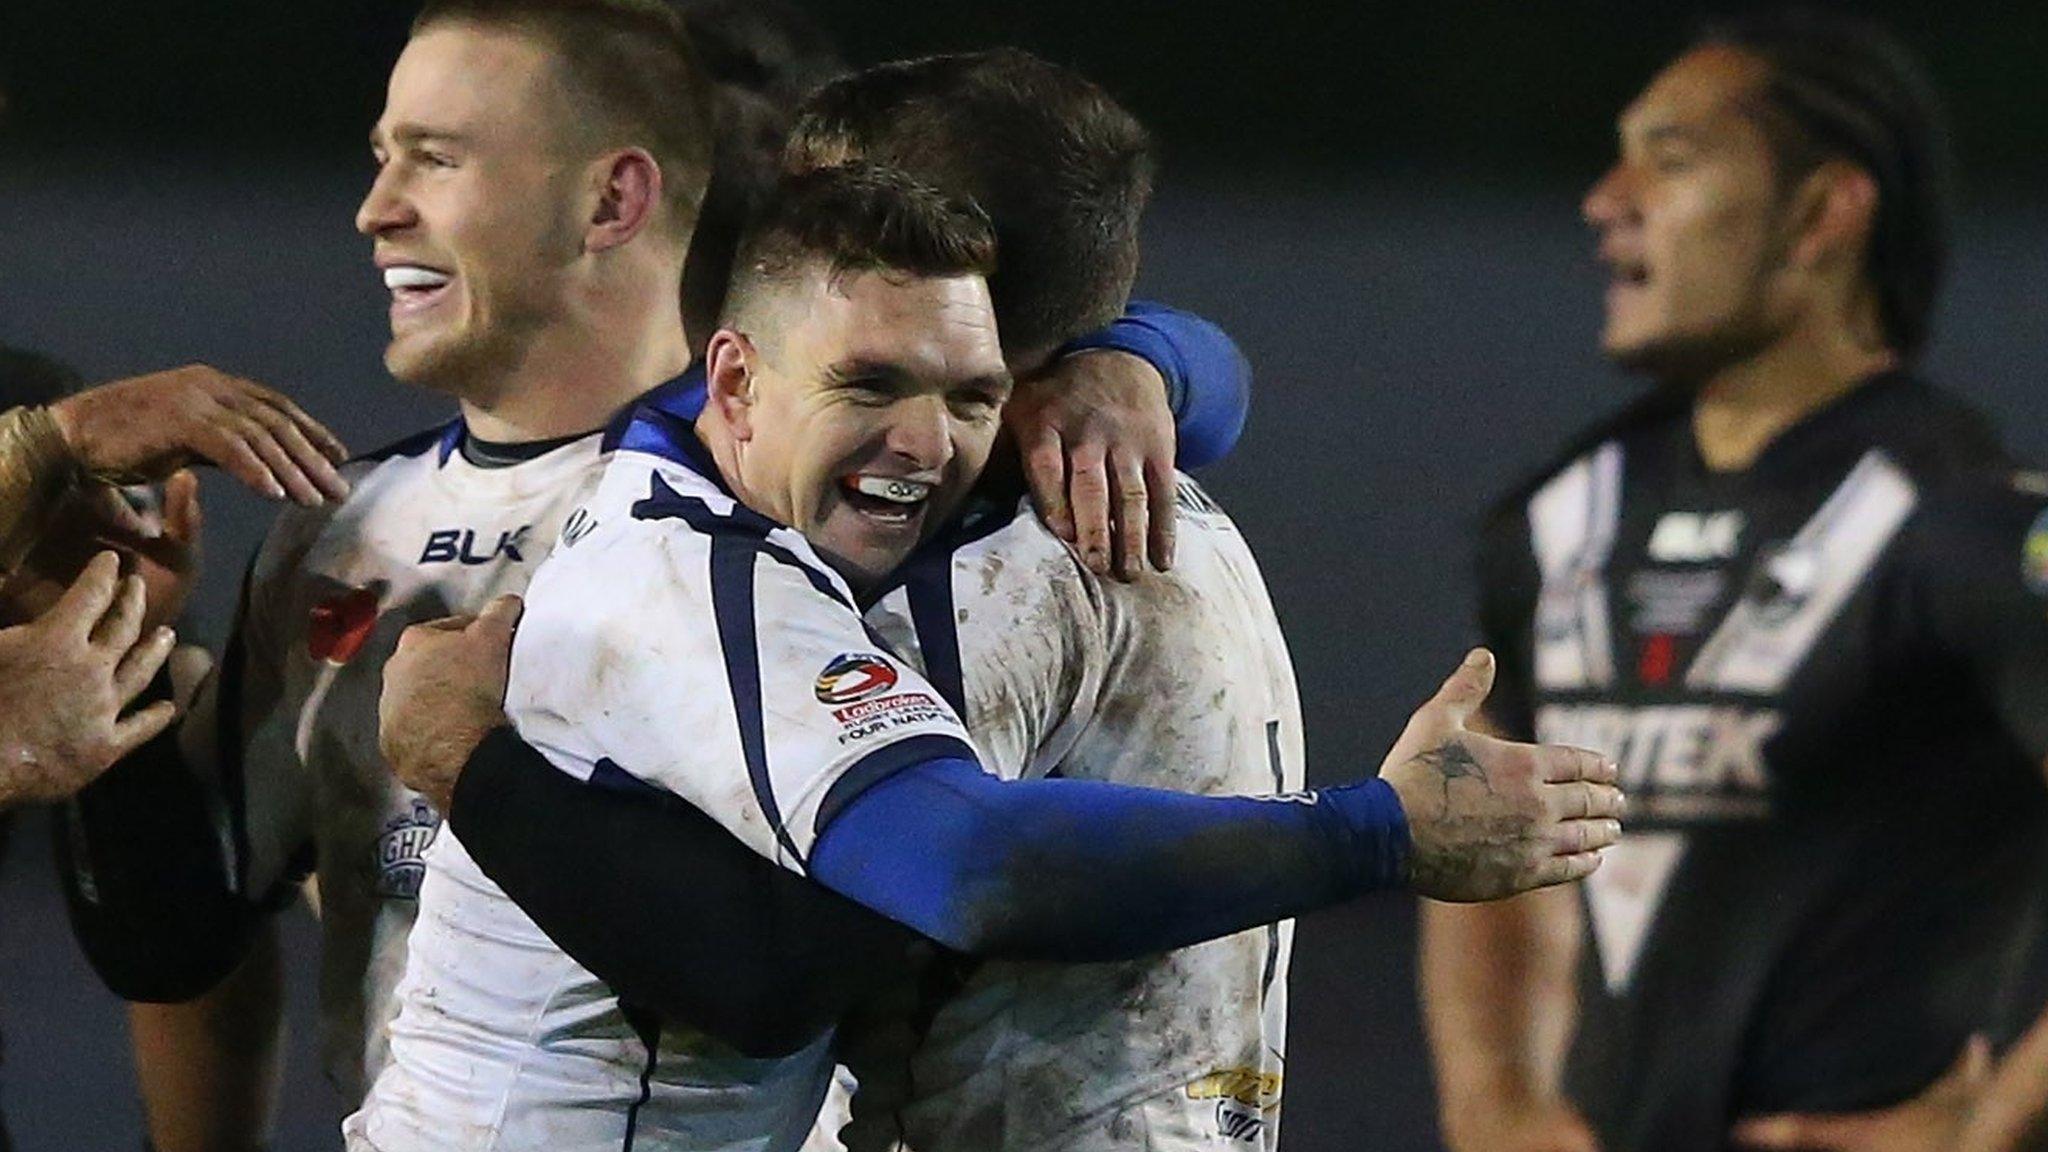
1, 1, 2045, 1148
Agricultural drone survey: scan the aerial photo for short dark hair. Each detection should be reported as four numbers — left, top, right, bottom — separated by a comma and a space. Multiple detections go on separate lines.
785, 49, 1154, 362
721, 164, 997, 329
412, 0, 715, 242
666, 0, 847, 352
0, 346, 82, 411
1698, 10, 1953, 360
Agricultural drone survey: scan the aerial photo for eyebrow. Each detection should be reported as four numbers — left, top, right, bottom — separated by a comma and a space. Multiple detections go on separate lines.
370, 124, 471, 151
824, 359, 1013, 394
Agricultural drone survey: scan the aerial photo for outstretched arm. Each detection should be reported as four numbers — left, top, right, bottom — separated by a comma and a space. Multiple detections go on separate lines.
387, 614, 1617, 1050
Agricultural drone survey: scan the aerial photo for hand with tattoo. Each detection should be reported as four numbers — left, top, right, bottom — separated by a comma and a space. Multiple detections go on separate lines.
1380, 649, 1623, 901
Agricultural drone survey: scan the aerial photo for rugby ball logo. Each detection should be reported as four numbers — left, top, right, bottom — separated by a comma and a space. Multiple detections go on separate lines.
815, 652, 899, 705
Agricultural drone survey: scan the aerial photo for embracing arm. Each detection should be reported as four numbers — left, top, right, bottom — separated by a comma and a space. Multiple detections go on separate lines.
440, 647, 1616, 1048
1010, 300, 1252, 579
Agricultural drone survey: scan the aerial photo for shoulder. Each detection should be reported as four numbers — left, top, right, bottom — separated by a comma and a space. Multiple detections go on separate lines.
1483, 387, 1684, 534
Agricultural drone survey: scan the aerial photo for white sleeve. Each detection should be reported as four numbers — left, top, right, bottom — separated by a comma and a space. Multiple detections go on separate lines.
506, 515, 978, 871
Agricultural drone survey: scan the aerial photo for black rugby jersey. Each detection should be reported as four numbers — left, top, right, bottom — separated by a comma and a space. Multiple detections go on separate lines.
1476, 373, 2048, 1152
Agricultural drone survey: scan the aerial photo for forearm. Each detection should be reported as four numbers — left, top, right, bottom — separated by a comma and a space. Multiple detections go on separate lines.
1419, 888, 1582, 1127
449, 728, 928, 1056
808, 758, 1409, 960
130, 921, 283, 1152
0, 405, 78, 575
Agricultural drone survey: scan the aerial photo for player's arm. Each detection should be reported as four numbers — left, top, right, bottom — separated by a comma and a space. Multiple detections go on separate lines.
404, 573, 1616, 960
59, 554, 305, 1152
1420, 753, 1598, 1152
1008, 300, 1251, 579
1731, 480, 2048, 1152
446, 724, 926, 1058
1419, 512, 1600, 1152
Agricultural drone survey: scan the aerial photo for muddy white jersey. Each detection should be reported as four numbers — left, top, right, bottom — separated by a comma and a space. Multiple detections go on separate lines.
352, 402, 977, 1152
192, 416, 609, 1101
837, 474, 1303, 1152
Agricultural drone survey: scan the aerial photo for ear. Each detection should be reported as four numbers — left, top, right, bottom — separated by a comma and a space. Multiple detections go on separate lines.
587, 147, 664, 253
1789, 160, 1878, 271
704, 329, 758, 443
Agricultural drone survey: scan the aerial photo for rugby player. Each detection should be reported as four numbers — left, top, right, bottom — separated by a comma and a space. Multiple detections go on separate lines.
369, 50, 1608, 1152
355, 156, 1620, 1152
56, 4, 1260, 1150
1420, 13, 2048, 1152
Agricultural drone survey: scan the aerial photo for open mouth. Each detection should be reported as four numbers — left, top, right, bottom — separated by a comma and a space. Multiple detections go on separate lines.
1608, 258, 1650, 291
839, 474, 934, 526
384, 264, 454, 314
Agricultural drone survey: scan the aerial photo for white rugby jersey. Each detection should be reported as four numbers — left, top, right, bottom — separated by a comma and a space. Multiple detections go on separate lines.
835, 475, 1302, 1152
356, 400, 1300, 1152
351, 404, 979, 1152
193, 416, 610, 1100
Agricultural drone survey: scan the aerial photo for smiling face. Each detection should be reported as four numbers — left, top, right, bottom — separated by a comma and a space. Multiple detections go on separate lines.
710, 265, 1010, 591
356, 22, 590, 394
1584, 45, 1798, 381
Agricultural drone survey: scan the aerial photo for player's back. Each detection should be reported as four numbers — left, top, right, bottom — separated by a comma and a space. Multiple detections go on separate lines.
850, 474, 1303, 1152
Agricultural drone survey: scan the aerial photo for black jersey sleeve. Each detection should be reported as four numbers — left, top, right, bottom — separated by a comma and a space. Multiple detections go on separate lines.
1895, 474, 2048, 765
449, 727, 932, 1057
1474, 502, 1542, 741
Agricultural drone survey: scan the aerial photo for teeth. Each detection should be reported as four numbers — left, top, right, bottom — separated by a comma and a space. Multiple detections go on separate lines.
851, 476, 932, 505
384, 266, 452, 291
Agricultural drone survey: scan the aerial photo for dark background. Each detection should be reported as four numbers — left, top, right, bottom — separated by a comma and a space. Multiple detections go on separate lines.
1, 3, 2044, 1150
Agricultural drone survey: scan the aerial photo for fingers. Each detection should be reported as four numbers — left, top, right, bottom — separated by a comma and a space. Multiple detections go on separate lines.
257, 388, 350, 466
1144, 454, 1177, 573
1110, 448, 1148, 582
45, 551, 124, 641
1729, 1112, 1863, 1150
1067, 444, 1113, 576
1533, 851, 1604, 889
1021, 428, 1074, 543
162, 469, 203, 549
1551, 817, 1623, 856
199, 424, 290, 500
1540, 745, 1618, 785
232, 411, 329, 506
1428, 649, 1497, 727
473, 593, 525, 638
1942, 1033, 1994, 1087
1544, 778, 1627, 822
89, 572, 150, 651
113, 625, 178, 704
107, 700, 180, 761
400, 615, 476, 645
239, 397, 350, 502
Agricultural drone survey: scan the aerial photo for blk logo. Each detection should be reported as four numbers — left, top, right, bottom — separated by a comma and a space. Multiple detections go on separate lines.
420, 525, 530, 566
1647, 511, 1744, 563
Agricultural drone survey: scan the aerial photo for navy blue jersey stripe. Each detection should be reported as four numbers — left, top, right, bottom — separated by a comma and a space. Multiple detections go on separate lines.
707, 536, 809, 869
589, 758, 674, 801
902, 561, 965, 716
812, 734, 978, 836
632, 475, 850, 609
351, 419, 460, 466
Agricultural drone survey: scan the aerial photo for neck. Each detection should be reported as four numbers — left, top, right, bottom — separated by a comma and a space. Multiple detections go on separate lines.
458, 286, 693, 444
1688, 319, 1898, 473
